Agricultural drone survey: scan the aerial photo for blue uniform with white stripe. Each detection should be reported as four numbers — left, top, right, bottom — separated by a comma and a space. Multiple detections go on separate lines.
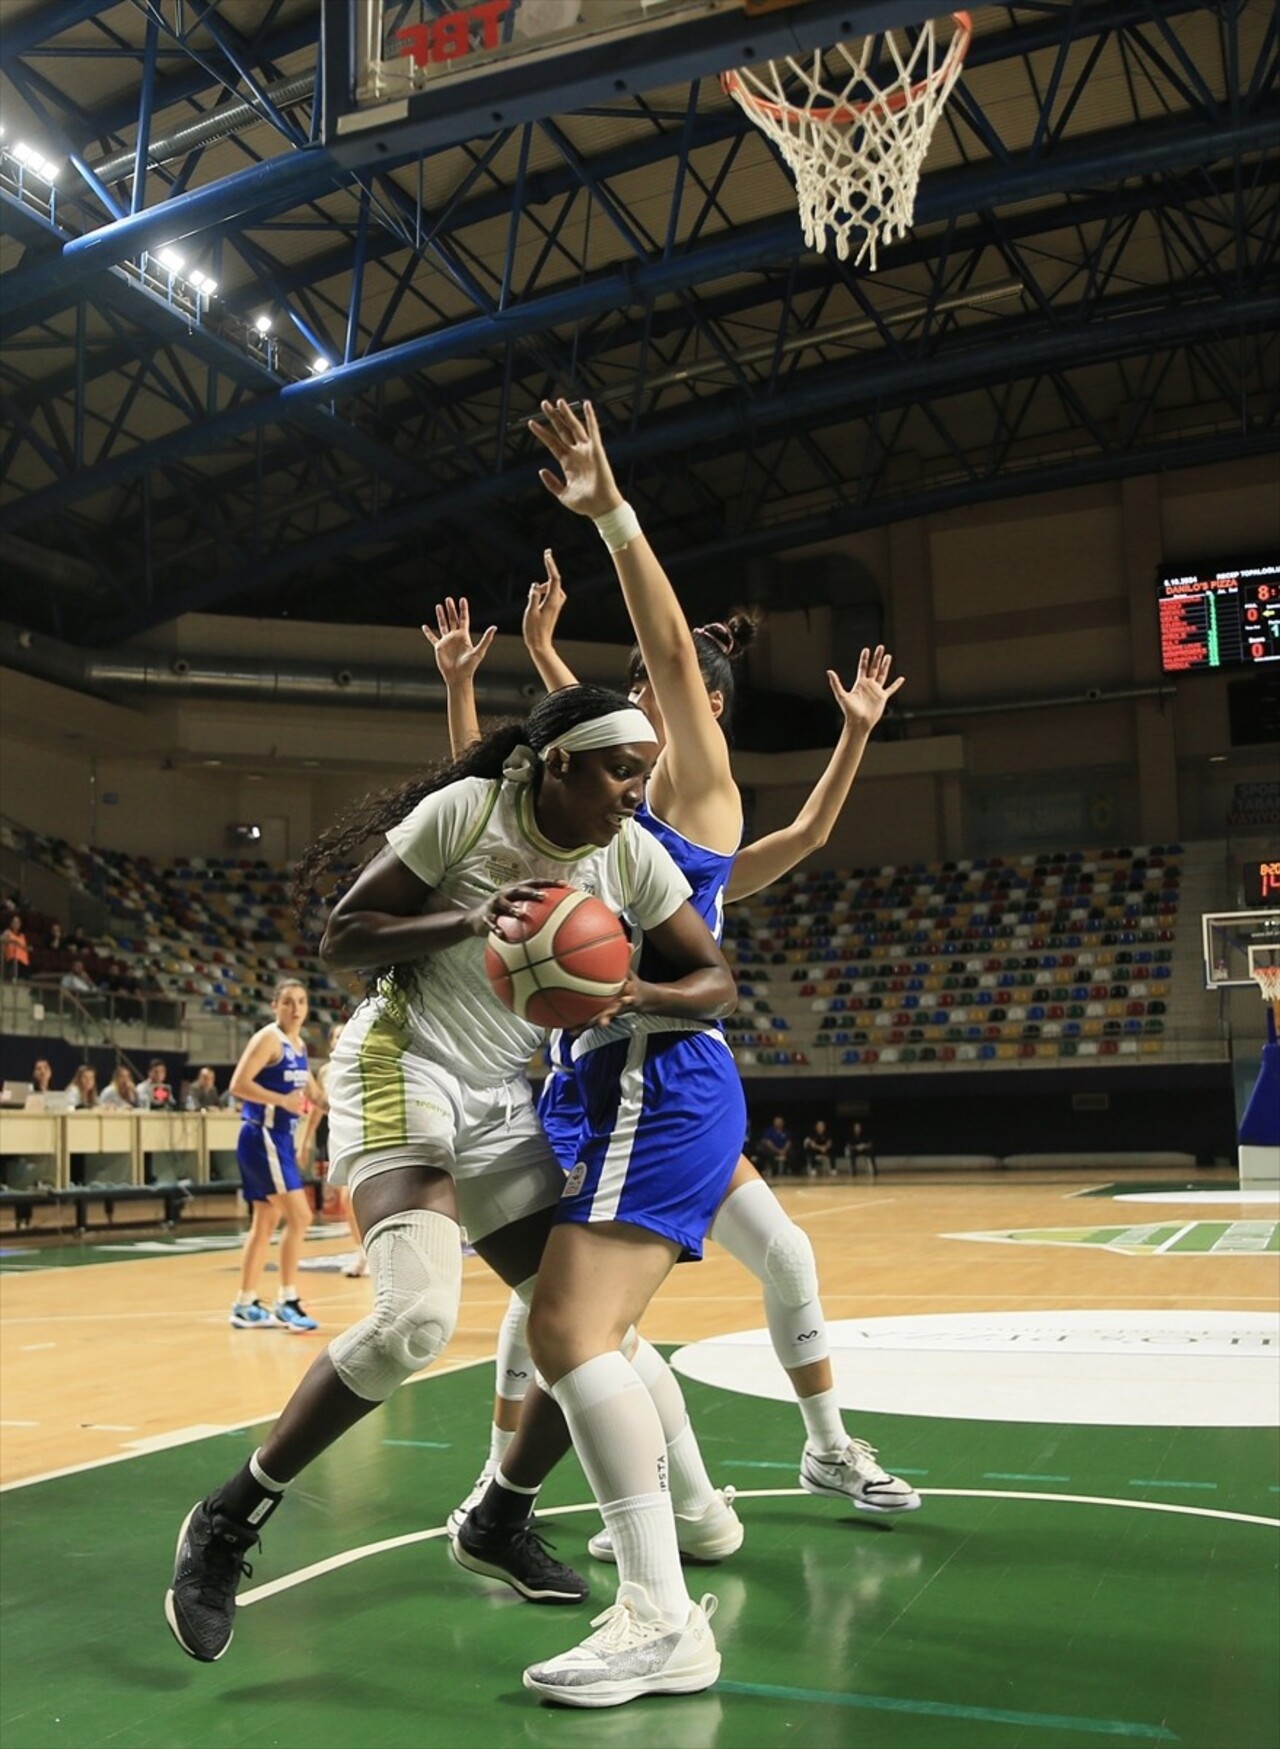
236, 1026, 309, 1203
552, 797, 745, 1259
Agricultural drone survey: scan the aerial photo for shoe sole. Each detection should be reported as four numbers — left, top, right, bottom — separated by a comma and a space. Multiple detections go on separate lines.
164, 1505, 232, 1663
228, 1318, 274, 1329
449, 1534, 587, 1605
587, 1525, 743, 1566
271, 1317, 318, 1332
522, 1655, 721, 1708
798, 1472, 922, 1513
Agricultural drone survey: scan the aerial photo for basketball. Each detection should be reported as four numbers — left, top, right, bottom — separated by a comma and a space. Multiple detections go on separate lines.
484, 883, 632, 1029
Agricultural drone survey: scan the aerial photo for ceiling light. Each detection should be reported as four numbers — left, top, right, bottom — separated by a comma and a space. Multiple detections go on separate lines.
158, 246, 184, 273
1208, 754, 1227, 764
13, 140, 34, 163
201, 758, 223, 767
254, 314, 272, 334
188, 269, 206, 289
311, 356, 331, 375
37, 157, 59, 182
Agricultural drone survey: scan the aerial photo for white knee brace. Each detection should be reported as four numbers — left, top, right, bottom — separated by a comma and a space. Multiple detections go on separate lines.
710, 1178, 829, 1368
496, 1283, 534, 1402
329, 1209, 461, 1403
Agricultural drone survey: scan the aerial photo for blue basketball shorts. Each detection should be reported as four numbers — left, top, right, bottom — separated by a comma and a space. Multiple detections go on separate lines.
556, 1026, 745, 1260
237, 1122, 304, 1203
537, 1068, 585, 1172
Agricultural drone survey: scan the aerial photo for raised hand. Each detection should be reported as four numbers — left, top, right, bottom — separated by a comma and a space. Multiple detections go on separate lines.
528, 399, 623, 520
423, 595, 496, 688
827, 646, 905, 735
522, 549, 568, 654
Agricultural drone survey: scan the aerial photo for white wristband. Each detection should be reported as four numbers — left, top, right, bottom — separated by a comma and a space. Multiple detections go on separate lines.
594, 502, 642, 553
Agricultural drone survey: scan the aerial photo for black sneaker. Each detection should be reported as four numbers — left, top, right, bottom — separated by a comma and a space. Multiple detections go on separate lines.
451, 1513, 588, 1605
165, 1499, 259, 1661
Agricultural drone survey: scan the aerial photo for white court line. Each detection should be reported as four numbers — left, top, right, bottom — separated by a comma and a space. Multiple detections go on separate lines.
0, 1355, 493, 1492
237, 1486, 1280, 1608
775, 1197, 898, 1225
1155, 1223, 1197, 1254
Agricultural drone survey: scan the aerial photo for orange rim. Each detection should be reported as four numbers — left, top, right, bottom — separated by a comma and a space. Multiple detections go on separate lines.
722, 10, 972, 127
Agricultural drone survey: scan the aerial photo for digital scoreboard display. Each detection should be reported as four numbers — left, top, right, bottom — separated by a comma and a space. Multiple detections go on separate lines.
1158, 560, 1280, 674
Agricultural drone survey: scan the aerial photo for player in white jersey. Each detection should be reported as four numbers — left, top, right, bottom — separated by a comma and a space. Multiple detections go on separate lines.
164, 682, 735, 1676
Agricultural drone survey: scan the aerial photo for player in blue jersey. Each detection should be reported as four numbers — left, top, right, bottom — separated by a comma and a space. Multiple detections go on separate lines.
227, 979, 324, 1332
436, 405, 916, 1699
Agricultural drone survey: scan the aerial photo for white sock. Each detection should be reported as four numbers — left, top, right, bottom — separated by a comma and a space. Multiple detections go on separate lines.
487, 1425, 515, 1470
628, 1336, 717, 1518
234, 1291, 255, 1307
796, 1386, 848, 1456
550, 1353, 688, 1624
278, 1285, 299, 1302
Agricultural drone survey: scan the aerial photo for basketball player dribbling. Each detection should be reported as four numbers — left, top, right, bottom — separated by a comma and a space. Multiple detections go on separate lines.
164, 683, 735, 1699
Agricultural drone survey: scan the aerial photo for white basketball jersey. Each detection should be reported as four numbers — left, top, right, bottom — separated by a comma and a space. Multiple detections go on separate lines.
381, 776, 690, 1085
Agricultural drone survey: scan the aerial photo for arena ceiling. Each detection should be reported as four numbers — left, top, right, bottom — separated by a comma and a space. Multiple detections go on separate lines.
0, 0, 1276, 651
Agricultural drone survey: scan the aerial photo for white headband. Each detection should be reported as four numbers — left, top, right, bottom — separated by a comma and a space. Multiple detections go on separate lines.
501, 707, 656, 786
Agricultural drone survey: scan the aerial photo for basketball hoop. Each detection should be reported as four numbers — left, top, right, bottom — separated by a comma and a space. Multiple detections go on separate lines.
723, 11, 972, 269
1253, 965, 1280, 1040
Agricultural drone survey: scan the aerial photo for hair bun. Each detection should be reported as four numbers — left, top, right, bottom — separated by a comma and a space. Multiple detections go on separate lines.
694, 609, 760, 661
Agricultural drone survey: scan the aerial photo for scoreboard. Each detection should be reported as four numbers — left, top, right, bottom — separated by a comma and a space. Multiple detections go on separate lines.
1159, 561, 1280, 674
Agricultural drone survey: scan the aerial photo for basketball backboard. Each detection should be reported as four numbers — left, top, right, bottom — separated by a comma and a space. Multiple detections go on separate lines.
1202, 910, 1280, 990
322, 0, 942, 163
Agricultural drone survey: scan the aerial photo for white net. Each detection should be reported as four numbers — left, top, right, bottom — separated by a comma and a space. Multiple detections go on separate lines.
1253, 966, 1280, 1006
723, 12, 971, 270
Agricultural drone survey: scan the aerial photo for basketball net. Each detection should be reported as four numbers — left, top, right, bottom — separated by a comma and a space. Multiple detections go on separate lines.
1253, 965, 1280, 1043
723, 11, 972, 269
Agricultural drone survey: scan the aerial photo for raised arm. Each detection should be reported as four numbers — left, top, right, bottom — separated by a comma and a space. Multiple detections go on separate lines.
423, 595, 493, 756
728, 646, 904, 902
523, 549, 580, 692
529, 399, 739, 852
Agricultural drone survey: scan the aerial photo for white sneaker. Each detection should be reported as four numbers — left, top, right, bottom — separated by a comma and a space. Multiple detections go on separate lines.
588, 1487, 742, 1565
522, 1583, 719, 1708
799, 1439, 921, 1514
446, 1459, 496, 1537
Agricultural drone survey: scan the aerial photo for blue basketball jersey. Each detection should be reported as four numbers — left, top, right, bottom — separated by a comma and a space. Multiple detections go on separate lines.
239, 1026, 309, 1134
631, 796, 735, 980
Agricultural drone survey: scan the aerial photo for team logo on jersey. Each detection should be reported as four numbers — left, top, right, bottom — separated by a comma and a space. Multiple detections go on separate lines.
562, 1162, 588, 1197
484, 853, 526, 887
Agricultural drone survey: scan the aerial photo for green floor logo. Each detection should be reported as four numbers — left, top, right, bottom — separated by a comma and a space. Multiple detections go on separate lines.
946, 1221, 1279, 1256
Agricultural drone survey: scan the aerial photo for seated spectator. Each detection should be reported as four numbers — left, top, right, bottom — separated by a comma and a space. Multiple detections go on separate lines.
138, 1058, 175, 1109
46, 921, 64, 955
100, 959, 144, 1022
755, 1114, 793, 1179
100, 1066, 139, 1109
850, 1120, 877, 1178
67, 1064, 98, 1110
66, 926, 94, 956
61, 959, 97, 995
2, 915, 31, 980
30, 1059, 54, 1096
803, 1118, 836, 1177
185, 1066, 224, 1112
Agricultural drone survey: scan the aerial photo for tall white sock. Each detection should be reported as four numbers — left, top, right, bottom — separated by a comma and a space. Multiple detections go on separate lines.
796, 1386, 848, 1456
486, 1424, 515, 1470
629, 1336, 717, 1518
550, 1352, 689, 1623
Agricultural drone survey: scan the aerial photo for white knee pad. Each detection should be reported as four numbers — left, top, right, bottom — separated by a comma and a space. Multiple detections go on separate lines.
711, 1178, 828, 1368
328, 1209, 461, 1403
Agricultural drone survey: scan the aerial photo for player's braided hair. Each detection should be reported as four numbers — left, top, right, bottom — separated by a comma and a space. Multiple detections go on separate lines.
292, 683, 639, 993
626, 608, 761, 732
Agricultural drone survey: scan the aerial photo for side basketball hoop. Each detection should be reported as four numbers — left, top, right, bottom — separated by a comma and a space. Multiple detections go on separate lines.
723, 11, 972, 269
1253, 965, 1280, 1043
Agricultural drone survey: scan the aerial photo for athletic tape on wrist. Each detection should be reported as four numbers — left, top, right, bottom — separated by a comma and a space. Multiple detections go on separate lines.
594, 502, 642, 552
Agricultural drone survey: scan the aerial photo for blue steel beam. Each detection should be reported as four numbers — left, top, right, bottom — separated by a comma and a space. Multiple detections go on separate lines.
86, 284, 1280, 634
4, 97, 1276, 529
0, 0, 117, 65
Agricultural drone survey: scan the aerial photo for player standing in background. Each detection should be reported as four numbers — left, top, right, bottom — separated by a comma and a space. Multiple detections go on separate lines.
227, 979, 323, 1332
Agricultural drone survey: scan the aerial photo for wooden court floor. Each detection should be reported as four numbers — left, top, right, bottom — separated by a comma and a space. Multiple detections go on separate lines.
1, 1172, 1277, 1749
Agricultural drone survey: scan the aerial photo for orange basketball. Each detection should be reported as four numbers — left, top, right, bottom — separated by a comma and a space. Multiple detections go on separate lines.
484, 883, 631, 1029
